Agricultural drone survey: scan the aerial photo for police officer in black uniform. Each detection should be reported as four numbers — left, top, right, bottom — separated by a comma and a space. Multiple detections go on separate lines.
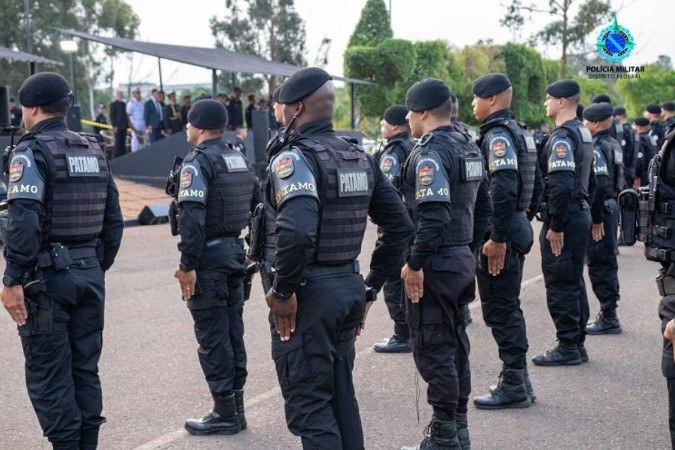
634, 117, 657, 188
532, 80, 596, 367
172, 99, 262, 436
373, 104, 416, 353
663, 102, 675, 132
1, 72, 123, 450
646, 104, 666, 149
400, 79, 489, 450
264, 67, 413, 449
470, 73, 542, 409
582, 103, 624, 335
645, 127, 675, 448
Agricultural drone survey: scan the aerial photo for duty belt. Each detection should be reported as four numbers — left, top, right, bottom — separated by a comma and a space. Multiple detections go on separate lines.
37, 246, 98, 269
302, 260, 360, 279
205, 236, 242, 248
646, 246, 675, 262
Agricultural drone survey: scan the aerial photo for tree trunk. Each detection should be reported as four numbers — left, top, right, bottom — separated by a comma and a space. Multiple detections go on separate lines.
560, 0, 570, 77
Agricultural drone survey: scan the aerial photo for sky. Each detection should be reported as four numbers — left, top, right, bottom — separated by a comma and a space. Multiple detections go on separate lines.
111, 0, 673, 90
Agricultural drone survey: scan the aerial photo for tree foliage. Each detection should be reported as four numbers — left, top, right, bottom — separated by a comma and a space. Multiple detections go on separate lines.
348, 0, 392, 48
501, 0, 611, 75
210, 0, 306, 93
0, 0, 139, 117
615, 65, 675, 118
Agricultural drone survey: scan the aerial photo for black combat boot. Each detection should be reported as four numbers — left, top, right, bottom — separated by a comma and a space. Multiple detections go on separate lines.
532, 344, 582, 366
79, 426, 99, 450
234, 389, 247, 430
523, 364, 536, 402
577, 342, 589, 363
401, 416, 462, 450
586, 310, 622, 335
374, 335, 412, 353
474, 368, 530, 409
455, 412, 471, 450
184, 392, 240, 436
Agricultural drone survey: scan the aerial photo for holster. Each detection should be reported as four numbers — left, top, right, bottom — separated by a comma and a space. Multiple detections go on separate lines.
18, 278, 52, 337
169, 199, 180, 236
657, 273, 675, 297
243, 263, 258, 301
0, 204, 8, 245
259, 260, 275, 294
618, 188, 639, 246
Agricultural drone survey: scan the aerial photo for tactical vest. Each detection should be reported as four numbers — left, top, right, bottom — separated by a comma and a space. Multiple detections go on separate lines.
34, 131, 108, 243
599, 134, 624, 197
406, 129, 483, 246
481, 119, 537, 210
296, 136, 374, 264
558, 121, 594, 201
379, 134, 414, 187
194, 142, 257, 237
639, 129, 675, 263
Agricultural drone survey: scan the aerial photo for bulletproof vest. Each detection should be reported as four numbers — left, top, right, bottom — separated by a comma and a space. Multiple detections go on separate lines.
197, 142, 257, 237
34, 130, 109, 243
406, 128, 483, 246
596, 133, 624, 198
640, 129, 675, 263
559, 121, 594, 201
482, 119, 537, 210
608, 119, 623, 142
297, 136, 374, 263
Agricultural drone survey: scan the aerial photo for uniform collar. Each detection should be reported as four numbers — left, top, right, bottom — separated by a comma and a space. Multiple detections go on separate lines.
196, 137, 222, 149
592, 128, 611, 138
388, 131, 410, 141
481, 109, 512, 125
30, 117, 67, 134
296, 119, 334, 137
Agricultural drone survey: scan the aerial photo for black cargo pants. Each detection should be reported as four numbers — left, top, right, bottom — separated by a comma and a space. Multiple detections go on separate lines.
587, 199, 620, 311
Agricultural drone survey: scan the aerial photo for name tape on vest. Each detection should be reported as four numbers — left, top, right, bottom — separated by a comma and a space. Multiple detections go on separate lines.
222, 154, 248, 172
337, 169, 369, 197
66, 155, 100, 177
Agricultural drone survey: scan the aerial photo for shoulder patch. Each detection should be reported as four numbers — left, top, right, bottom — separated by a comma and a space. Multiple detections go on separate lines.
380, 154, 397, 174
593, 145, 609, 176
414, 151, 450, 205
7, 147, 45, 203
486, 132, 518, 174
269, 147, 318, 208
177, 160, 208, 204
547, 138, 575, 173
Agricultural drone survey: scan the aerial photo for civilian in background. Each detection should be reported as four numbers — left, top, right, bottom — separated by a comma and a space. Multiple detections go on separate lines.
93, 104, 108, 142
245, 93, 256, 128
110, 91, 128, 157
181, 94, 192, 130
164, 92, 183, 135
227, 87, 244, 130
8, 97, 22, 128
127, 88, 146, 152
144, 88, 165, 143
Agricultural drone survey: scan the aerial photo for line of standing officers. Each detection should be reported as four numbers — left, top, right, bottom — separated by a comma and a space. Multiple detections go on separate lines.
1, 67, 629, 450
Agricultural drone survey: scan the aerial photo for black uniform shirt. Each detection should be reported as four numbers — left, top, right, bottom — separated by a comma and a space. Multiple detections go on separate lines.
589, 128, 614, 224
4, 118, 123, 280
268, 120, 413, 296
177, 137, 262, 270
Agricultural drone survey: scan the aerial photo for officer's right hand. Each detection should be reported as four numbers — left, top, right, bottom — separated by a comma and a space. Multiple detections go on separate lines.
546, 229, 565, 257
665, 319, 675, 362
266, 292, 297, 342
401, 264, 424, 303
591, 223, 605, 242
1, 285, 27, 326
482, 239, 507, 276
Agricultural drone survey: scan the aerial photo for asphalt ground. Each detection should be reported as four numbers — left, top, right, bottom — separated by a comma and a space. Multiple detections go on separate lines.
0, 221, 671, 450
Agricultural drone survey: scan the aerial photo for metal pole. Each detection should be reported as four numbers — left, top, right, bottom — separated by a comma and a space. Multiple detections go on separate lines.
158, 58, 163, 92
350, 83, 356, 130
23, 0, 32, 53
231, 72, 236, 90
212, 69, 217, 98
69, 54, 78, 105
389, 0, 392, 25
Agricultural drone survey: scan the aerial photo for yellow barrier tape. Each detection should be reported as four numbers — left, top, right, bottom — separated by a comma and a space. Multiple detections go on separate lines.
80, 119, 114, 130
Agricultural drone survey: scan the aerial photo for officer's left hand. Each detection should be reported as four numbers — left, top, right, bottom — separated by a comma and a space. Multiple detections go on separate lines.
591, 223, 605, 242
357, 300, 374, 336
266, 292, 297, 342
401, 264, 424, 303
482, 239, 507, 276
665, 319, 675, 362
1, 285, 27, 326
174, 268, 197, 300
546, 229, 565, 257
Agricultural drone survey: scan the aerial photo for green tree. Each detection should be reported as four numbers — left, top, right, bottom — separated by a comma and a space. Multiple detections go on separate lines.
573, 76, 611, 106
615, 64, 675, 117
348, 0, 392, 48
210, 0, 306, 94
501, 0, 611, 75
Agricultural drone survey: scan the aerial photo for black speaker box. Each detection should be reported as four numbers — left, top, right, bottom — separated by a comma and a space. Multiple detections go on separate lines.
0, 86, 9, 128
138, 203, 169, 225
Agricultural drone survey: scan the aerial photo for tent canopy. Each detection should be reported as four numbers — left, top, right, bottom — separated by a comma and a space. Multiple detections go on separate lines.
0, 45, 62, 65
57, 28, 370, 85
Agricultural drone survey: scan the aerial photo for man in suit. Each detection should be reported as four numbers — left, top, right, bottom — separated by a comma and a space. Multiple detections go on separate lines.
144, 88, 165, 143
164, 92, 183, 135
109, 91, 128, 157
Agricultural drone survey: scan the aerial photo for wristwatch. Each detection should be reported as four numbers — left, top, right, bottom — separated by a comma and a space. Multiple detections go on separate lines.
2, 275, 21, 287
365, 286, 377, 302
271, 287, 292, 301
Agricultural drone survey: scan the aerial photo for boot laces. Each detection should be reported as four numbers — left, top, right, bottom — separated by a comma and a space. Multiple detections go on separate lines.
423, 420, 438, 438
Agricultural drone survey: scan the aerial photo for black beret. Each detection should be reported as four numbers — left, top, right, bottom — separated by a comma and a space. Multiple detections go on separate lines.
662, 102, 675, 112
472, 73, 512, 98
187, 99, 228, 130
19, 72, 72, 107
646, 104, 662, 114
279, 67, 332, 104
383, 104, 408, 126
405, 78, 452, 112
634, 117, 650, 127
614, 106, 627, 115
272, 85, 282, 103
546, 79, 580, 99
583, 102, 613, 122
592, 94, 612, 104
